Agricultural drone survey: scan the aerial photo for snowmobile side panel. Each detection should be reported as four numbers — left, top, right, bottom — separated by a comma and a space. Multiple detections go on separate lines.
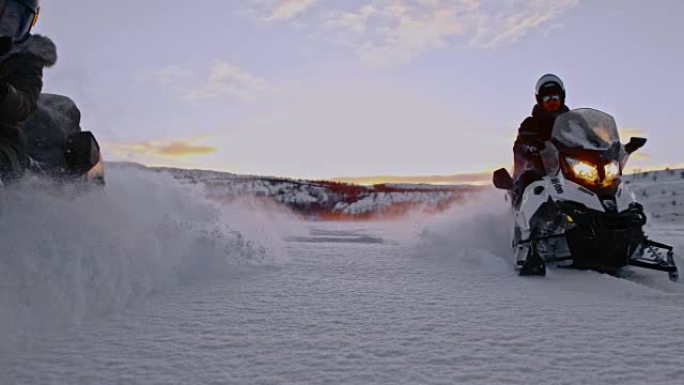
553, 174, 605, 212
516, 179, 551, 237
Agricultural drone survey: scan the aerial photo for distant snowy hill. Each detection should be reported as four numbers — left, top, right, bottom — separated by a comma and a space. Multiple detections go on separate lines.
108, 163, 684, 221
108, 163, 483, 218
624, 168, 684, 223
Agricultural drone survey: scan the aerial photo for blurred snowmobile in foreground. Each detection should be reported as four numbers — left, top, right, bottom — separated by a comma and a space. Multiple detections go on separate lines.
493, 108, 678, 281
19, 93, 104, 185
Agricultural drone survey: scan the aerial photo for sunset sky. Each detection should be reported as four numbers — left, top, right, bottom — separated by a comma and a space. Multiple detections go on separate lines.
34, 1, 684, 182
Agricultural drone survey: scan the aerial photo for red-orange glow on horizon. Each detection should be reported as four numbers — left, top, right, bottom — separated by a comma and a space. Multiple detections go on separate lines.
332, 171, 495, 186
331, 163, 684, 187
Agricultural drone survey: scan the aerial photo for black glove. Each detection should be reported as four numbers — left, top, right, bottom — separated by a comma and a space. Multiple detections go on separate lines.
516, 137, 544, 154
518, 143, 540, 155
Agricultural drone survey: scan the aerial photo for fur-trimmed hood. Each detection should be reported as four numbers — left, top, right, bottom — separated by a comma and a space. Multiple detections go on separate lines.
22, 34, 57, 67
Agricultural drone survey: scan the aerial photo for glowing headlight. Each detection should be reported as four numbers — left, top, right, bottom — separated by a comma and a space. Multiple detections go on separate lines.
566, 157, 599, 184
603, 161, 621, 185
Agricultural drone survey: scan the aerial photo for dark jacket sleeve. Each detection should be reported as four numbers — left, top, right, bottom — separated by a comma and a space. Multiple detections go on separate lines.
513, 117, 543, 151
0, 54, 43, 124
512, 117, 543, 180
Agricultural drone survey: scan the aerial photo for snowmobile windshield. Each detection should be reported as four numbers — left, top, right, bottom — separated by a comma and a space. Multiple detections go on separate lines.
552, 108, 620, 153
553, 109, 623, 191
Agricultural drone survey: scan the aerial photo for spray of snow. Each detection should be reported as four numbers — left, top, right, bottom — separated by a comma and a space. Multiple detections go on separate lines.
412, 189, 513, 274
0, 167, 292, 352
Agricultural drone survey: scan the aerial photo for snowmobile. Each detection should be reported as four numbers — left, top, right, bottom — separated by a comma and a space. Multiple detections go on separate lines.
18, 93, 104, 185
493, 108, 678, 281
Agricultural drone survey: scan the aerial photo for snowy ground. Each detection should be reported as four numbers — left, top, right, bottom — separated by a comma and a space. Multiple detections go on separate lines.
1, 171, 684, 384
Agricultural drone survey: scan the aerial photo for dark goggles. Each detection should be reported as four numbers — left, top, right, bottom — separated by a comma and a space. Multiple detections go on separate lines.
542, 94, 561, 103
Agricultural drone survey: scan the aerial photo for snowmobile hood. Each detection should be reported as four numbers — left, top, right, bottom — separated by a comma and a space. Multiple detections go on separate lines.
21, 33, 56, 66
0, 33, 55, 65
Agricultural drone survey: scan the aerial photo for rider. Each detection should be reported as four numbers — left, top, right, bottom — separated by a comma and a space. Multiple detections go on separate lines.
0, 0, 54, 183
511, 74, 569, 206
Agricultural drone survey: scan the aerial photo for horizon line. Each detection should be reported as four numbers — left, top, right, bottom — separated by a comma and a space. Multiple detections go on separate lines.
108, 161, 684, 186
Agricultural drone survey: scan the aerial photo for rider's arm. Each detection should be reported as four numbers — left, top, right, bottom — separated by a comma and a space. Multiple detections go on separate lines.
0, 54, 43, 124
514, 117, 544, 153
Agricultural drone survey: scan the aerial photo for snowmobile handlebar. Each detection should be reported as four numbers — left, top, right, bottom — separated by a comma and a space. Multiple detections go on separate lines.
625, 137, 646, 154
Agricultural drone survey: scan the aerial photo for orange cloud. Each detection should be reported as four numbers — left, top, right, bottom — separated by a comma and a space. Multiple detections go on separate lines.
107, 136, 218, 158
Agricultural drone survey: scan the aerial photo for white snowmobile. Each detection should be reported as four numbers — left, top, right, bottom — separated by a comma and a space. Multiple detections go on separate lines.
493, 108, 678, 281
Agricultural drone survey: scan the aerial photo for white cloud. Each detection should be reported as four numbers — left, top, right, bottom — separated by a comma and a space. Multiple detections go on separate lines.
327, 0, 472, 65
250, 0, 319, 22
325, 4, 377, 34
147, 62, 276, 102
183, 61, 276, 101
471, 0, 579, 48
255, 0, 579, 65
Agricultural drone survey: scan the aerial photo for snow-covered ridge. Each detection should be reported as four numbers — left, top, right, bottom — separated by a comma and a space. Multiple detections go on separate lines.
109, 163, 484, 218
108, 163, 684, 221
624, 168, 684, 223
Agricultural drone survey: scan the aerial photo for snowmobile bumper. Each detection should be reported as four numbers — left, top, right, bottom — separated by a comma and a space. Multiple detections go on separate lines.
561, 202, 645, 270
523, 201, 679, 281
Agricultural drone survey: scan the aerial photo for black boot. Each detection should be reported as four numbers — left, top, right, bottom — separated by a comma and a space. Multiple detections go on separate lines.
519, 250, 546, 276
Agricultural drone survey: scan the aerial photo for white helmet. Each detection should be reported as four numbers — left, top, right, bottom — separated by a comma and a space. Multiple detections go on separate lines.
535, 74, 565, 104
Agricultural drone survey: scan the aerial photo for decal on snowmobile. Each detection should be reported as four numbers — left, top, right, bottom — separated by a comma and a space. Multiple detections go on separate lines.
578, 186, 594, 196
551, 177, 563, 194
